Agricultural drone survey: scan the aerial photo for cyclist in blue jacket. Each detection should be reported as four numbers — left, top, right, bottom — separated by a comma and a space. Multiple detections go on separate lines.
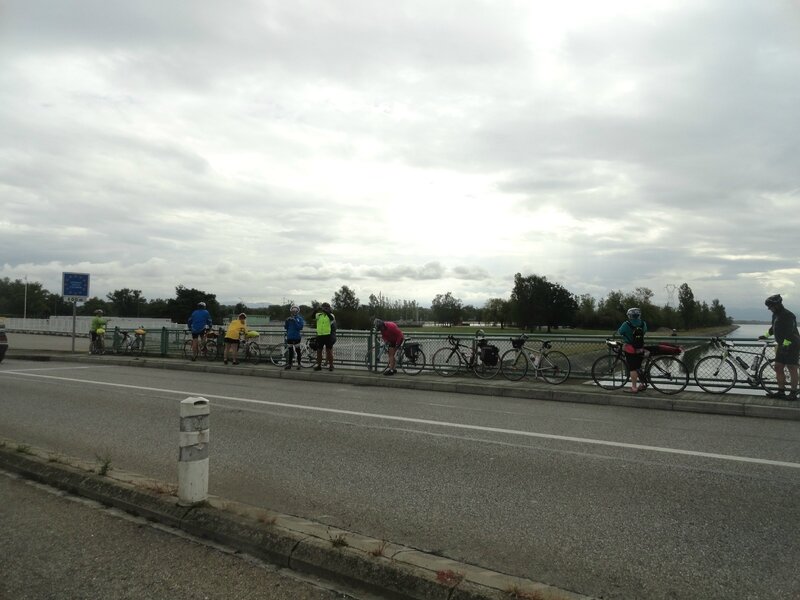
284, 306, 305, 370
618, 307, 648, 393
187, 302, 213, 361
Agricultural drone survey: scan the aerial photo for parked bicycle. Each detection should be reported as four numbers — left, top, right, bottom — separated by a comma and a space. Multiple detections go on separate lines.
500, 335, 570, 383
267, 336, 315, 368
693, 337, 777, 394
432, 333, 500, 379
240, 331, 261, 365
591, 339, 688, 395
182, 329, 218, 361
116, 327, 146, 356
89, 327, 107, 355
365, 337, 427, 375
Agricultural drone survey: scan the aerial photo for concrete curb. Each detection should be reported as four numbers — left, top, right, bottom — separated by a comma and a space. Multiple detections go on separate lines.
0, 444, 591, 600
7, 351, 800, 421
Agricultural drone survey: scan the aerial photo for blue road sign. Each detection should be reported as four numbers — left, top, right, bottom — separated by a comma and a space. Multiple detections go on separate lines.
62, 272, 90, 299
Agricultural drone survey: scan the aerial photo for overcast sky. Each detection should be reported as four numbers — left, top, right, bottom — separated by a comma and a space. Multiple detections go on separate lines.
1, 1, 798, 319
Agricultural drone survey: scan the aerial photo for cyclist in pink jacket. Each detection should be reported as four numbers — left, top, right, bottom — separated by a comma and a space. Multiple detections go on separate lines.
375, 319, 404, 376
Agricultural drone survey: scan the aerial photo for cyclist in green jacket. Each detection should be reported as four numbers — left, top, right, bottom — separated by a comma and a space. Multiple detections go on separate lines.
90, 309, 108, 354
313, 302, 336, 371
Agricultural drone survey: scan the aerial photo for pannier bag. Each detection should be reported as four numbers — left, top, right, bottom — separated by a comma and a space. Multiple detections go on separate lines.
307, 336, 319, 351
480, 344, 500, 366
404, 342, 421, 360
647, 343, 682, 356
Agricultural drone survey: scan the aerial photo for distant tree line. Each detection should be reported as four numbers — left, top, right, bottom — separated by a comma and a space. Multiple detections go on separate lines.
0, 274, 730, 332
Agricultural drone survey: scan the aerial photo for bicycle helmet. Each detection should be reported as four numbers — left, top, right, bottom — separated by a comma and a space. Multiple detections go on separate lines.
198, 302, 207, 308
290, 305, 299, 315
626, 307, 642, 320
374, 318, 385, 330
765, 294, 783, 308
238, 312, 246, 319
94, 309, 103, 315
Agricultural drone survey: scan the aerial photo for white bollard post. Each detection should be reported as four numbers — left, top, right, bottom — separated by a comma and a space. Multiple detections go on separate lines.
178, 396, 210, 506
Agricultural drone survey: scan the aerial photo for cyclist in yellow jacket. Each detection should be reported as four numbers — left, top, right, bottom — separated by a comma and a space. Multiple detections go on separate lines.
313, 302, 336, 371
223, 313, 249, 365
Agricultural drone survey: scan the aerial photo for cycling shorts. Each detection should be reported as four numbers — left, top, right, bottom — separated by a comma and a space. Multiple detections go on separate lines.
775, 345, 800, 366
316, 334, 335, 349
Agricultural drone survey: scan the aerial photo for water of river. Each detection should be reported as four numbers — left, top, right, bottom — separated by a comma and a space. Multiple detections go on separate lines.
727, 323, 770, 339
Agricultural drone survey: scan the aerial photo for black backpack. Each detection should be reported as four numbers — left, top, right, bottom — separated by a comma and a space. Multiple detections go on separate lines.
628, 321, 645, 349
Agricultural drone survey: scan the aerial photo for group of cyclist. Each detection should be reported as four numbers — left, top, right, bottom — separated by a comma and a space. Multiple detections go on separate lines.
617, 294, 798, 400
92, 293, 800, 399
184, 301, 343, 371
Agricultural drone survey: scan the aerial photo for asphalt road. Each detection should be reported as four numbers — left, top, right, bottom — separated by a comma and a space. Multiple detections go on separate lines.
1, 358, 798, 600
0, 470, 355, 600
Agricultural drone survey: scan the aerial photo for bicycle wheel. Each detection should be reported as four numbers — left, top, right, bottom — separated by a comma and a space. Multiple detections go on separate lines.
473, 354, 500, 379
268, 344, 288, 367
399, 348, 426, 376
245, 342, 261, 365
646, 356, 689, 395
539, 351, 570, 384
693, 356, 736, 394
500, 349, 528, 382
591, 355, 628, 390
183, 340, 193, 360
757, 359, 789, 395
297, 344, 314, 368
131, 338, 144, 356
432, 347, 462, 377
204, 340, 218, 361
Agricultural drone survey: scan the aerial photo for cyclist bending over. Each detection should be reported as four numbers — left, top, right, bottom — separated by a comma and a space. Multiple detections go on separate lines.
224, 312, 249, 365
187, 301, 213, 361
375, 318, 404, 376
618, 307, 648, 393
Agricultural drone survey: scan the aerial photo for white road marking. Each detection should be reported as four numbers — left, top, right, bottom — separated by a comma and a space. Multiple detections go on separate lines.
2, 370, 799, 469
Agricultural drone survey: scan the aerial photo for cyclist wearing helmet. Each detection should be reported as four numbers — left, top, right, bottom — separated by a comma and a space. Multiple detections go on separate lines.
618, 307, 648, 393
760, 294, 799, 399
374, 318, 404, 375
89, 309, 108, 354
187, 302, 213, 361
313, 302, 336, 371
223, 312, 249, 365
284, 306, 305, 370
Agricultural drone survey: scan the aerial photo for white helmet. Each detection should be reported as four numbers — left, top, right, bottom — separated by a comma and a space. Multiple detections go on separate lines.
626, 307, 641, 320
290, 306, 299, 314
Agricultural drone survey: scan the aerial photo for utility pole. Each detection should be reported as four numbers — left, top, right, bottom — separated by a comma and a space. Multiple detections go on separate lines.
23, 275, 28, 327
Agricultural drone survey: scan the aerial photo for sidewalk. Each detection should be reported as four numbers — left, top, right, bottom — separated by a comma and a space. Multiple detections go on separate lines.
0, 469, 352, 600
5, 332, 800, 421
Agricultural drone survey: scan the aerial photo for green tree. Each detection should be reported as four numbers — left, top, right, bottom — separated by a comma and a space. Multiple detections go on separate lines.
169, 285, 220, 324
511, 274, 577, 332
106, 288, 145, 318
484, 298, 511, 328
431, 292, 463, 326
678, 283, 696, 328
332, 285, 360, 311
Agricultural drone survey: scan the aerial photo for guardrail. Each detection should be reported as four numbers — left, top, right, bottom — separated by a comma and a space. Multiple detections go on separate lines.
98, 328, 774, 391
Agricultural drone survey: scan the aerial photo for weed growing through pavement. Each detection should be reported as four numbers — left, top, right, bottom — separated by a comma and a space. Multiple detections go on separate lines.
15, 444, 32, 455
257, 512, 277, 525
504, 585, 547, 600
95, 451, 112, 476
436, 570, 465, 589
368, 539, 389, 557
327, 528, 349, 548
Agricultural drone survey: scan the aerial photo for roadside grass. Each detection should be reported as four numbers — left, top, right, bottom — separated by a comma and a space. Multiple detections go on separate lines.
15, 443, 32, 455
94, 450, 112, 476
367, 539, 389, 557
327, 529, 349, 548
